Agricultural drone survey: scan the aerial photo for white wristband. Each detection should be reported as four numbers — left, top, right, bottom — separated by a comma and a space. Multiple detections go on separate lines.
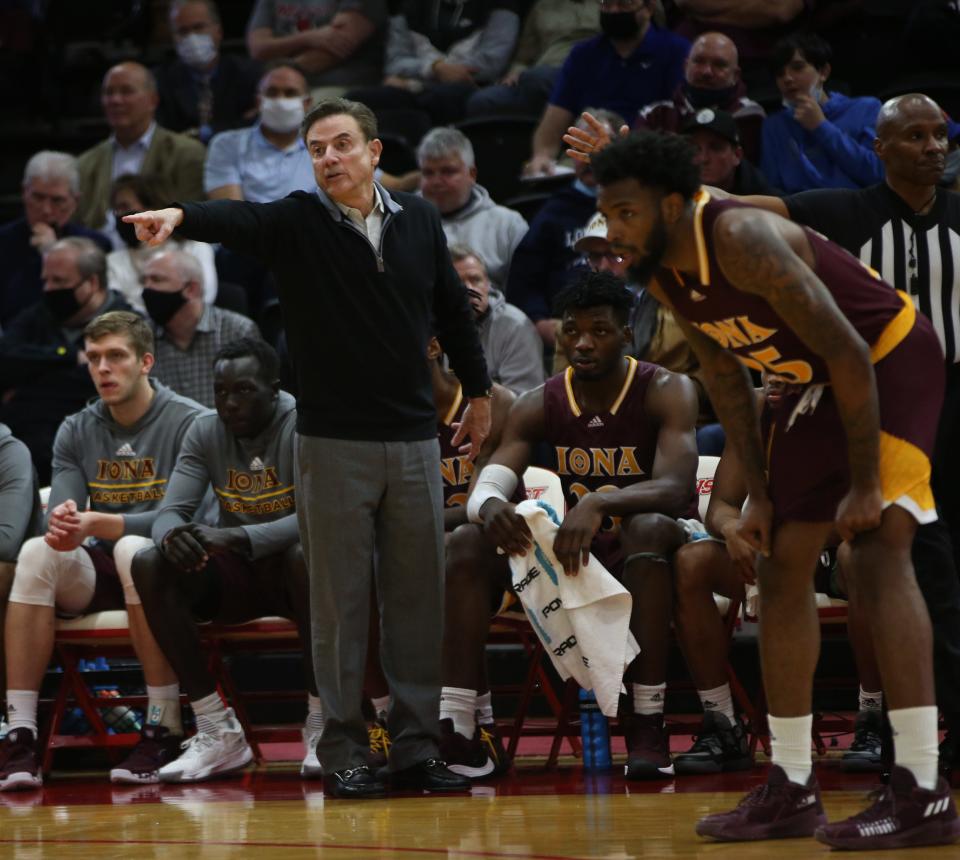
466, 464, 519, 524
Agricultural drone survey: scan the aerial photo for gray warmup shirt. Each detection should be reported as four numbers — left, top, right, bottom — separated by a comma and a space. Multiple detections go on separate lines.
151, 391, 298, 560
48, 380, 207, 538
0, 423, 42, 561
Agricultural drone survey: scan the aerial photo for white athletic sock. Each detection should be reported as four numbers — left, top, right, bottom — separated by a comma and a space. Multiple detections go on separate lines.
698, 683, 735, 723
889, 705, 939, 790
6, 690, 38, 737
440, 686, 477, 739
306, 694, 325, 733
632, 683, 666, 716
768, 714, 813, 786
370, 694, 390, 723
858, 687, 883, 712
191, 691, 230, 736
145, 683, 183, 734
475, 691, 495, 726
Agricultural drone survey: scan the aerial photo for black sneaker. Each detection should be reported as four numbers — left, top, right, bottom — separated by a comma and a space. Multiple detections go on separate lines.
438, 718, 494, 779
842, 709, 883, 773
367, 718, 391, 769
674, 711, 753, 775
478, 722, 511, 776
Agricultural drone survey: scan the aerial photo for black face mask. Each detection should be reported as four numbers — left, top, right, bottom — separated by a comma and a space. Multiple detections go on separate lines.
684, 81, 738, 110
142, 287, 188, 327
115, 212, 141, 248
42, 282, 85, 323
600, 11, 641, 41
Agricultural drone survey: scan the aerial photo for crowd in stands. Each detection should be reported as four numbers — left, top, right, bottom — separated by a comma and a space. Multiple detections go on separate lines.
1, 0, 960, 802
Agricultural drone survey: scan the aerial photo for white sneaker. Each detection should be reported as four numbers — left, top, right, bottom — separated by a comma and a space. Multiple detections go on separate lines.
0, 721, 8, 741
300, 726, 323, 779
158, 709, 253, 783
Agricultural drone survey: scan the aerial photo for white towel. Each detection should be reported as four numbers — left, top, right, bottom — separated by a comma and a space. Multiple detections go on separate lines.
507, 500, 640, 716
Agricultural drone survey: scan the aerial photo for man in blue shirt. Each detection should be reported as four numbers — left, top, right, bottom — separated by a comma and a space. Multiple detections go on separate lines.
760, 33, 884, 193
204, 64, 315, 202
524, 0, 688, 177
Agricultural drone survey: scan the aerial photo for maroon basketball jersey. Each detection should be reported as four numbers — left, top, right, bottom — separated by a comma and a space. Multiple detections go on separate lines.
438, 387, 473, 509
658, 192, 915, 385
543, 356, 698, 527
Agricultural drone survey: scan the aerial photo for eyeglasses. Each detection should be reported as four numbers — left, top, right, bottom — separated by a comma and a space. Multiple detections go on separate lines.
586, 251, 625, 266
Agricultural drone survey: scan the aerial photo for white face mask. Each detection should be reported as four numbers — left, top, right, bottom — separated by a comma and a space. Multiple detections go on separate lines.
176, 32, 217, 69
260, 97, 306, 134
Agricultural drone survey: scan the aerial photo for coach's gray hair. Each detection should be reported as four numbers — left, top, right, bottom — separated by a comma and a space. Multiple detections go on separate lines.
23, 151, 80, 195
169, 0, 221, 26
417, 127, 475, 168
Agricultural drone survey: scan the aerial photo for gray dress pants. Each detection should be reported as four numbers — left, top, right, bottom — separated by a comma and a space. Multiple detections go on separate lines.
295, 434, 445, 773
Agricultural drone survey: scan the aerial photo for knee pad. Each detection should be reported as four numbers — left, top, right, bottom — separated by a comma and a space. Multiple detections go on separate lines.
10, 537, 94, 612
113, 535, 155, 605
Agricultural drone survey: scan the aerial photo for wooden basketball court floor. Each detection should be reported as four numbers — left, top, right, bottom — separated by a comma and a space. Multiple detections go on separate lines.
1, 752, 957, 859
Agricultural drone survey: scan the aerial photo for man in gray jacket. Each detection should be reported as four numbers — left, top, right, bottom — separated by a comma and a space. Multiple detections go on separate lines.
131, 338, 315, 784
418, 127, 528, 290
450, 244, 544, 395
0, 311, 205, 791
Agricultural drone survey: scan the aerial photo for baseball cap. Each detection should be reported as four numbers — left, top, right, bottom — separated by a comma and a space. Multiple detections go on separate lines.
573, 211, 608, 253
680, 108, 740, 145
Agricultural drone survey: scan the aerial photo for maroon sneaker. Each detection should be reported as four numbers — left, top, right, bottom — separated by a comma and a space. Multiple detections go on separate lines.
439, 718, 495, 779
623, 713, 674, 779
815, 765, 960, 850
110, 725, 183, 784
696, 765, 826, 841
0, 728, 42, 791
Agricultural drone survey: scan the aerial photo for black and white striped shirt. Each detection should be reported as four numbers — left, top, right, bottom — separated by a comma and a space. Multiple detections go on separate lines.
786, 184, 960, 363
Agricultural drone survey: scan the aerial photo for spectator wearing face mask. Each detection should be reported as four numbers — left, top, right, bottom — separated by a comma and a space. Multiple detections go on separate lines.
141, 248, 260, 407
0, 238, 134, 484
760, 33, 884, 193
108, 174, 218, 313
204, 64, 316, 202
155, 0, 262, 144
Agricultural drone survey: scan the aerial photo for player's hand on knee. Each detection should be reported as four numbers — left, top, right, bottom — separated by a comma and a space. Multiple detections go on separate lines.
721, 521, 758, 584
480, 499, 532, 556
161, 524, 209, 571
187, 524, 251, 557
835, 485, 883, 542
553, 497, 602, 576
44, 499, 84, 551
736, 495, 772, 559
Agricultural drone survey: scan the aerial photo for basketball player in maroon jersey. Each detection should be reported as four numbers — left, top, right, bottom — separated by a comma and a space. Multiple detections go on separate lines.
564, 122, 958, 849
464, 269, 700, 780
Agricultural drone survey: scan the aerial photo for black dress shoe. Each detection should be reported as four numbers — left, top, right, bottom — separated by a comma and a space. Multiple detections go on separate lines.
388, 758, 471, 793
325, 765, 387, 798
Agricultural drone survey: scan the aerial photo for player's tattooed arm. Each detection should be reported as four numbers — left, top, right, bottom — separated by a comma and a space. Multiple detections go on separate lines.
712, 210, 880, 501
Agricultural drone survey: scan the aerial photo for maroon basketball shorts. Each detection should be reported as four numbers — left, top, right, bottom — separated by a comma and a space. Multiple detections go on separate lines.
764, 311, 944, 526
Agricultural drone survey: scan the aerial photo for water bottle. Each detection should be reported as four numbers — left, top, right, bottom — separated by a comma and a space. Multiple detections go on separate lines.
578, 688, 612, 769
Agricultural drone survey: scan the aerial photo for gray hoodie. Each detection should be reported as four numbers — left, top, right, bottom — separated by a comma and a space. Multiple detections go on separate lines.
0, 423, 41, 561
439, 185, 528, 289
477, 288, 545, 395
48, 380, 207, 538
151, 391, 298, 560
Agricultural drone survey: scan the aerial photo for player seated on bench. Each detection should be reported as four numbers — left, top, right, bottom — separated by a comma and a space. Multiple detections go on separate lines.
131, 337, 320, 783
0, 311, 205, 791
673, 374, 884, 774
450, 270, 701, 780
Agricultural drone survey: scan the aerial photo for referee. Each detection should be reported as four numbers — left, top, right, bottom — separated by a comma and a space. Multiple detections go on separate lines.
747, 93, 960, 775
